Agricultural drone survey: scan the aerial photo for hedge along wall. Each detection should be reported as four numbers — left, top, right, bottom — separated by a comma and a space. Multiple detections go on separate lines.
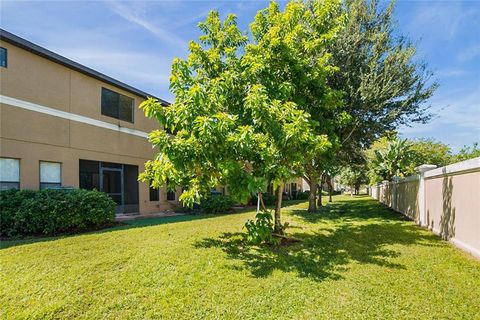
0, 188, 116, 238
370, 157, 480, 259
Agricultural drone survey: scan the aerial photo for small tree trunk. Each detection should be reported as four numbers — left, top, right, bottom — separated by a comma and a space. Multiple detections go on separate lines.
274, 184, 284, 234
328, 177, 333, 203
307, 180, 317, 212
350, 185, 354, 197
317, 184, 323, 207
256, 192, 261, 213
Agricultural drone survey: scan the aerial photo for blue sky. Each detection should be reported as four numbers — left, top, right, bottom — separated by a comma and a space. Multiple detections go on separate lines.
1, 0, 478, 151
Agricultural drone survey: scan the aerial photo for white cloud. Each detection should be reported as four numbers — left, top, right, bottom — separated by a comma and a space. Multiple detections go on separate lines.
435, 68, 469, 78
399, 85, 480, 150
106, 1, 187, 50
458, 45, 480, 62
404, 1, 479, 42
57, 47, 172, 94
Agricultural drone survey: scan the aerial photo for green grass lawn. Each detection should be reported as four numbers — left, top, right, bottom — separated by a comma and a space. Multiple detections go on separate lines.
1, 195, 479, 319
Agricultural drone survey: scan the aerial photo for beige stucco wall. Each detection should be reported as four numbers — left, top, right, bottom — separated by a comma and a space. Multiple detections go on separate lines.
425, 170, 480, 255
370, 158, 480, 259
0, 40, 180, 214
395, 179, 420, 221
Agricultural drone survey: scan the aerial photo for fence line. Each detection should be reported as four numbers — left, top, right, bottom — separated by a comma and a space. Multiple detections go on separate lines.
369, 157, 480, 259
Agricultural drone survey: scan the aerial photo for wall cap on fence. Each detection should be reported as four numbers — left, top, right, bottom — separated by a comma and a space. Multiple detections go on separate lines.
424, 156, 480, 178
415, 164, 437, 173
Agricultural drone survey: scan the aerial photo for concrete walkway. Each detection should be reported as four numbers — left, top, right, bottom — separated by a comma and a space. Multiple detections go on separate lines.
115, 211, 185, 222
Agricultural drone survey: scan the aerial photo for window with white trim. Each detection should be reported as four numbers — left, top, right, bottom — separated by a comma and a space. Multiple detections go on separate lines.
0, 158, 20, 190
40, 161, 62, 190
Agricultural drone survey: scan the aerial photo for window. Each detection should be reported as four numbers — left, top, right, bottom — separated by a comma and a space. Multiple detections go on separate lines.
167, 189, 176, 201
166, 178, 175, 200
101, 87, 134, 122
79, 159, 100, 190
0, 47, 7, 68
0, 158, 20, 190
149, 183, 159, 201
40, 161, 61, 190
291, 183, 297, 192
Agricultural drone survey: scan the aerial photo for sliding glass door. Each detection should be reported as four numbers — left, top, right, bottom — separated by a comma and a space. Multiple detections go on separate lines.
80, 160, 139, 214
100, 166, 123, 213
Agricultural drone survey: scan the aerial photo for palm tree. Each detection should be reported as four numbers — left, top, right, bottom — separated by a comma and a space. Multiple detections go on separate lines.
373, 138, 412, 181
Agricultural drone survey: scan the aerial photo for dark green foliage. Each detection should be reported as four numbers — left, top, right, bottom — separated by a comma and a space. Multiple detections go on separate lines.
295, 191, 310, 200
0, 189, 115, 237
0, 189, 36, 237
452, 142, 480, 163
244, 210, 278, 245
263, 194, 277, 206
201, 195, 234, 214
250, 193, 277, 206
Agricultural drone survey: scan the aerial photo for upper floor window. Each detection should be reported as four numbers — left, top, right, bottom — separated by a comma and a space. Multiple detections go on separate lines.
0, 47, 7, 68
40, 161, 61, 190
0, 158, 19, 190
101, 87, 134, 123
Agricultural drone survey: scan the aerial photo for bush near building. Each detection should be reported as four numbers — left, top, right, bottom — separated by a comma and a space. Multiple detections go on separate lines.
200, 195, 235, 214
0, 188, 115, 238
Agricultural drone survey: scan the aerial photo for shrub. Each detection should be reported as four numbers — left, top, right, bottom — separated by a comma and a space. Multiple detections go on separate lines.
0, 189, 116, 238
201, 195, 234, 214
250, 193, 277, 206
0, 189, 36, 237
294, 191, 310, 200
244, 210, 278, 245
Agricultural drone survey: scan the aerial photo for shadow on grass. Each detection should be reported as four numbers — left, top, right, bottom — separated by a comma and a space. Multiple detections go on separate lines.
1, 199, 310, 250
194, 196, 441, 282
291, 195, 411, 224
0, 213, 233, 250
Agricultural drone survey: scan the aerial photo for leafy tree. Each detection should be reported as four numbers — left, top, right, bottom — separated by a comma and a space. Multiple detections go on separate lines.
140, 2, 338, 234
249, 0, 344, 213
302, 0, 437, 211
331, 0, 437, 150
369, 137, 413, 182
451, 143, 480, 163
338, 164, 368, 196
366, 135, 470, 183
408, 138, 452, 170
302, 0, 438, 203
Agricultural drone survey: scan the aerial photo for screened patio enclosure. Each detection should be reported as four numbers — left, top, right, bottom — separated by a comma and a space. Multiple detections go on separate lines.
79, 159, 139, 214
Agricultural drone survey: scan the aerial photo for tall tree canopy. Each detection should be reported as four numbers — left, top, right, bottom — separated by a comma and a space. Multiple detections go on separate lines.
302, 0, 438, 211
331, 0, 437, 153
368, 137, 413, 182
140, 0, 438, 237
140, 1, 341, 233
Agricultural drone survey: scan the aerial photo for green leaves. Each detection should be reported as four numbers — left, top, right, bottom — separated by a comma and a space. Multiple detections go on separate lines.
330, 0, 437, 159
369, 137, 414, 182
141, 1, 345, 210
244, 210, 278, 245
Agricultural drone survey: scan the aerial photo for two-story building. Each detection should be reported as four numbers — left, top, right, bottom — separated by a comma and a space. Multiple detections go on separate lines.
0, 29, 181, 215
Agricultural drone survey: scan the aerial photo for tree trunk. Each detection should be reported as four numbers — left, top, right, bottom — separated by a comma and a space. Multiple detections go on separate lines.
256, 192, 261, 213
317, 184, 323, 207
307, 180, 317, 212
328, 177, 333, 203
274, 184, 284, 234
350, 185, 354, 197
